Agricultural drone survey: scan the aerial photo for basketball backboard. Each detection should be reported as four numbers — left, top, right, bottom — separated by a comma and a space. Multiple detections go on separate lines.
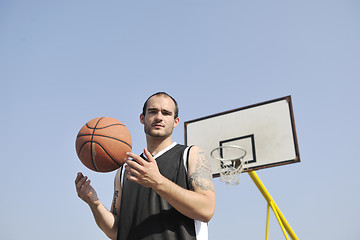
184, 96, 300, 177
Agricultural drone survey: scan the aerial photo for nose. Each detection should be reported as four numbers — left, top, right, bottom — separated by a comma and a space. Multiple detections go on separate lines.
154, 111, 163, 121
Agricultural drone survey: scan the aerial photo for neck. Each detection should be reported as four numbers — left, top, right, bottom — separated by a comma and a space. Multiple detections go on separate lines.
146, 135, 174, 156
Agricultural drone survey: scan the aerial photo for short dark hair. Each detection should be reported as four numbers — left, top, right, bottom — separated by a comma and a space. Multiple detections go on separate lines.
142, 92, 179, 119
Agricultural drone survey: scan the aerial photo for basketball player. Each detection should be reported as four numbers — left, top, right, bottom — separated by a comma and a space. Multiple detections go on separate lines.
75, 92, 216, 240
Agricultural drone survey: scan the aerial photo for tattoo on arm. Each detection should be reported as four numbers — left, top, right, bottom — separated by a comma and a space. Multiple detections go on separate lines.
111, 191, 119, 215
189, 150, 215, 192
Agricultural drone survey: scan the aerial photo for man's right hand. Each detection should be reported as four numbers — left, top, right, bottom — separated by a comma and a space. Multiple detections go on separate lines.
75, 172, 100, 206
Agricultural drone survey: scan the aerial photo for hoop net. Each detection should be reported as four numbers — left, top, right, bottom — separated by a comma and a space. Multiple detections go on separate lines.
211, 145, 247, 186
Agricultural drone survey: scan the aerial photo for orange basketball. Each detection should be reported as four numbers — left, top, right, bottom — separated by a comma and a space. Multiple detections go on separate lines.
75, 117, 132, 172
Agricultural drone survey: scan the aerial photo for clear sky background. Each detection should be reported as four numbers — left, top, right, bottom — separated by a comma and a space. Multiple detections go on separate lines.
1, 1, 359, 239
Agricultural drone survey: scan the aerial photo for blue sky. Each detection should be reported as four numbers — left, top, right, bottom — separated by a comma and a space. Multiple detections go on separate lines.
1, 1, 359, 239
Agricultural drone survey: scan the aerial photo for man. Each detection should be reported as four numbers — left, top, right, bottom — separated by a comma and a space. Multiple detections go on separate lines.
75, 92, 216, 240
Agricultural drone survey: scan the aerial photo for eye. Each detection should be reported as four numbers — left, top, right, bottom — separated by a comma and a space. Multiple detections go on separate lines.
162, 111, 172, 116
148, 109, 158, 114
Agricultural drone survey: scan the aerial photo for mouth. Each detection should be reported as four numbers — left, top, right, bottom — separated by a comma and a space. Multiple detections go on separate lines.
152, 123, 164, 128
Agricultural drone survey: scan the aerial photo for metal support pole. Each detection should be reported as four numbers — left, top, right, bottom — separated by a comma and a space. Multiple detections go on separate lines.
266, 203, 270, 240
248, 171, 299, 240
269, 201, 289, 240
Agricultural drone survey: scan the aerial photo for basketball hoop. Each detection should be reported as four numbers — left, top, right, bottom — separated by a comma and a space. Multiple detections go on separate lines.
210, 145, 247, 186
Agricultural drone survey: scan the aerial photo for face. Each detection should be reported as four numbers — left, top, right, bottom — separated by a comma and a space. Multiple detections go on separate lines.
140, 95, 179, 138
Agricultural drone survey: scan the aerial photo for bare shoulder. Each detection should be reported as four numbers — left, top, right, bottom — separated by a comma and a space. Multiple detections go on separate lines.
188, 146, 216, 193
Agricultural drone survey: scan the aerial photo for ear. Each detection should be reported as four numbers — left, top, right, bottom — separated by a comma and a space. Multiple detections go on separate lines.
140, 113, 145, 124
173, 117, 179, 128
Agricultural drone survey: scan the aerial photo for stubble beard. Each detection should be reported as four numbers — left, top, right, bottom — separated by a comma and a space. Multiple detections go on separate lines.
144, 123, 174, 138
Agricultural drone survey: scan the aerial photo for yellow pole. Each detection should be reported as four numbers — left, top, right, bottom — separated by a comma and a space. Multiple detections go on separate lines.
269, 201, 289, 240
248, 171, 299, 240
266, 203, 270, 240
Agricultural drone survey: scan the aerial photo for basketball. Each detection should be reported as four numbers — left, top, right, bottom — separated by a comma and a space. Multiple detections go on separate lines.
75, 117, 132, 172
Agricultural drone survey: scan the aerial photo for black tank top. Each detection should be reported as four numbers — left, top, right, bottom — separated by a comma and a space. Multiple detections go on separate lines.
117, 144, 197, 240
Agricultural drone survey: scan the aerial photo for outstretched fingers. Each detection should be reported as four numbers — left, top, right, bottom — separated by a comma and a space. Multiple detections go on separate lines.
143, 148, 156, 163
75, 172, 99, 204
126, 152, 147, 165
75, 173, 87, 191
125, 162, 141, 178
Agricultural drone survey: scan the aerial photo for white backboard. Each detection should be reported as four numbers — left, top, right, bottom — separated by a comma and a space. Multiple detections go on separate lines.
184, 96, 300, 177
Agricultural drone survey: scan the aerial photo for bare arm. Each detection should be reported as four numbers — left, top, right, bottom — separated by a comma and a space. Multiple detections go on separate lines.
75, 170, 122, 239
125, 147, 216, 222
